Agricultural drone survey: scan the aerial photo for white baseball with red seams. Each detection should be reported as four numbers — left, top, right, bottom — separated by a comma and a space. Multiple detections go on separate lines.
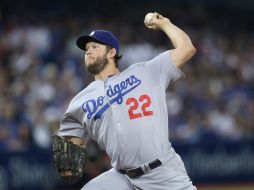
144, 13, 154, 25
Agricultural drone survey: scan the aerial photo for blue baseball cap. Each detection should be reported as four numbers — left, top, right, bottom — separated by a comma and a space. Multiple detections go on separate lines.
76, 30, 120, 54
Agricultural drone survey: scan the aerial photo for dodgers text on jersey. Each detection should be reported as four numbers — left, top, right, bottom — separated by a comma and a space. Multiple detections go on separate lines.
82, 75, 142, 120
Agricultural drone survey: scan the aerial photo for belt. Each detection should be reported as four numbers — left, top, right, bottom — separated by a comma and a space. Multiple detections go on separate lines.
119, 159, 162, 179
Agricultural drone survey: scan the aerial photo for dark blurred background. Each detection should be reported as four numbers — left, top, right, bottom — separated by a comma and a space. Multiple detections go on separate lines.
0, 0, 254, 189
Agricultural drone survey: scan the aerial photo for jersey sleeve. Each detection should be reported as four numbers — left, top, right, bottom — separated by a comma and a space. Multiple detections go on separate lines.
58, 112, 88, 141
144, 50, 184, 89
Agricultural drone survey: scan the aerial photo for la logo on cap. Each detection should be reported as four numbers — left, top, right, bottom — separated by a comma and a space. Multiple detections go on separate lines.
89, 31, 95, 36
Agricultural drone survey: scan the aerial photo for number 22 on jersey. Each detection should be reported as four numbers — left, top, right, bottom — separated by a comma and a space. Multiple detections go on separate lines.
126, 94, 153, 119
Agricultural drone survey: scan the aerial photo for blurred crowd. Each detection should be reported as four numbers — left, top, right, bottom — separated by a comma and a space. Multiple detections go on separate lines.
0, 2, 254, 156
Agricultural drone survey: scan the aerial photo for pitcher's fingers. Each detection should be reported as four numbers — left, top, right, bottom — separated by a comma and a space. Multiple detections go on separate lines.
154, 12, 163, 19
60, 170, 73, 177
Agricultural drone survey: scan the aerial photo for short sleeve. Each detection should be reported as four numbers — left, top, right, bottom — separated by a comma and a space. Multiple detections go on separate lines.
144, 50, 184, 89
58, 112, 88, 141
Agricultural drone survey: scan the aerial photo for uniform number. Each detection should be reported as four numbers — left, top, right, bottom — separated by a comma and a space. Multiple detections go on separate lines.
126, 94, 153, 119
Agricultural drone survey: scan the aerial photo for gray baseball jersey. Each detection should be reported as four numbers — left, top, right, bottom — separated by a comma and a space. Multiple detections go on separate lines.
58, 50, 183, 170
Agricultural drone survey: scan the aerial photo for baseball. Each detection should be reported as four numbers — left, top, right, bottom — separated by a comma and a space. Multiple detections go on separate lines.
144, 13, 154, 25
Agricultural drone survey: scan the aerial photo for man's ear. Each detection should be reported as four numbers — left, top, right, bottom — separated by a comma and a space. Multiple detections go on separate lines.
109, 48, 117, 58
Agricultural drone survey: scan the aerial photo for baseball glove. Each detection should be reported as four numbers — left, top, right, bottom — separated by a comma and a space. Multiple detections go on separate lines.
52, 135, 87, 183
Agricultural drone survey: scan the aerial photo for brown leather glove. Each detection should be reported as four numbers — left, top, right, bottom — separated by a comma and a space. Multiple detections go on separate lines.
52, 135, 87, 183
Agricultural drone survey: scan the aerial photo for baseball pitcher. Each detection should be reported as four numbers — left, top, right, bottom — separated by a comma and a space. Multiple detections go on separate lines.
52, 12, 197, 190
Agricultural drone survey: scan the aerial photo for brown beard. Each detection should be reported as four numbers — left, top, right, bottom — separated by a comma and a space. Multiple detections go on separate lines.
86, 54, 109, 75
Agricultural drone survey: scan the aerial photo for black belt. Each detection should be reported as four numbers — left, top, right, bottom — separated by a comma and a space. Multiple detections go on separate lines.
119, 159, 162, 179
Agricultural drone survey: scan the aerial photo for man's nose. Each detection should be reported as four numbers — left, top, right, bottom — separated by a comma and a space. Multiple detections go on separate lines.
85, 46, 92, 53
86, 50, 91, 55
